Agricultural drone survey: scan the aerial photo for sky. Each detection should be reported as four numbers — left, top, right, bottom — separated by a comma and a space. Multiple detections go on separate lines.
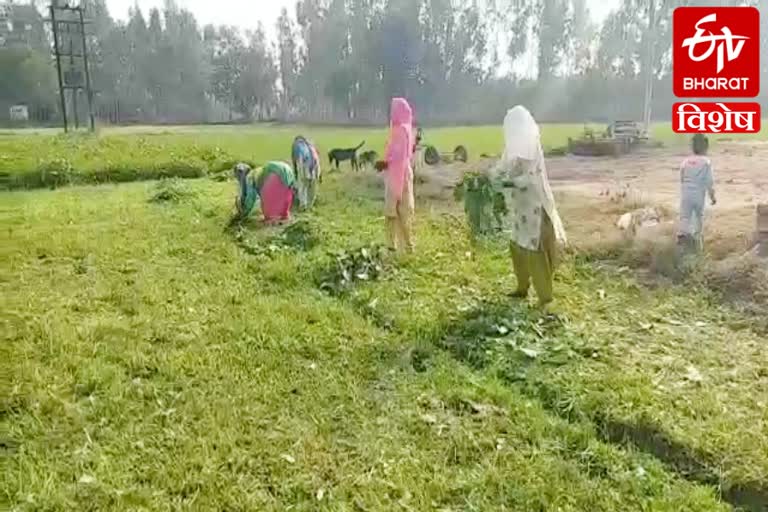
107, 0, 622, 42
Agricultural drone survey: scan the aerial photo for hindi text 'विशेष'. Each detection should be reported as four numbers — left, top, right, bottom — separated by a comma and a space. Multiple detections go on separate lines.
673, 102, 761, 133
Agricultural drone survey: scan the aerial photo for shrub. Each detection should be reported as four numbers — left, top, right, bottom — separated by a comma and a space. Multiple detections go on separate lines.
149, 177, 198, 203
4, 160, 208, 191
32, 158, 75, 189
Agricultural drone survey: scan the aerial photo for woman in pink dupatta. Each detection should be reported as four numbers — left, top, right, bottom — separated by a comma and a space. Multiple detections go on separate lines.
377, 98, 416, 253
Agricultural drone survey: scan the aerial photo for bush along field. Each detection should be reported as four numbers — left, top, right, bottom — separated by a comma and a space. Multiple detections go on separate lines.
2, 122, 766, 191
0, 124, 532, 190
2, 156, 767, 511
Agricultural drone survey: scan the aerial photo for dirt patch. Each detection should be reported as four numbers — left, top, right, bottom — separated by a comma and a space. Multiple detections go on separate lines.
413, 143, 768, 317
414, 159, 494, 201
545, 142, 768, 313
381, 142, 766, 268
546, 142, 766, 258
415, 142, 767, 255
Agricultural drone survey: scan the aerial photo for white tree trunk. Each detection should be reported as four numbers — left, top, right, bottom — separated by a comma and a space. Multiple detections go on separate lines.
642, 0, 656, 134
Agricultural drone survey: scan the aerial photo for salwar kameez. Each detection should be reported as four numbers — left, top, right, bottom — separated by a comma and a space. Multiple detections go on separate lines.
292, 137, 321, 210
510, 213, 557, 304
240, 161, 297, 223
487, 106, 567, 307
385, 166, 415, 252
383, 98, 416, 254
260, 173, 294, 222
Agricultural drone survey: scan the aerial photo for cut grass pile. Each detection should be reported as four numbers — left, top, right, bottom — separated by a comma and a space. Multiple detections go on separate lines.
2, 169, 766, 511
148, 177, 200, 204
2, 121, 765, 190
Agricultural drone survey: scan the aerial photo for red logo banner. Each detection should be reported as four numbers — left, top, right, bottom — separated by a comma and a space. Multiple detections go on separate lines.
673, 7, 760, 98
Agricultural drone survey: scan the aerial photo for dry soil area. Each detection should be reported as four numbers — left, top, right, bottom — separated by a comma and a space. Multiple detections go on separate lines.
414, 141, 767, 259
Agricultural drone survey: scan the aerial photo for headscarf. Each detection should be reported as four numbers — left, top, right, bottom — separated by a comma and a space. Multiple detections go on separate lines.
499, 106, 567, 244
390, 98, 415, 150
257, 161, 296, 190
385, 98, 414, 200
234, 163, 259, 218
502, 105, 541, 162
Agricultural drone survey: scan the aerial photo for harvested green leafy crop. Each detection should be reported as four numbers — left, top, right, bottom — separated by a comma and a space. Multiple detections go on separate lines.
454, 172, 507, 241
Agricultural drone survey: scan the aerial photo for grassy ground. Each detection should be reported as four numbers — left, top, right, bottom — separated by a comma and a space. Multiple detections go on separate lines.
2, 163, 766, 511
0, 124, 578, 184
2, 121, 766, 189
3, 123, 767, 510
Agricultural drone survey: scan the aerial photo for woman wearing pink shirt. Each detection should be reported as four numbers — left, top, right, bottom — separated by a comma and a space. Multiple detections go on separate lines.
376, 98, 416, 253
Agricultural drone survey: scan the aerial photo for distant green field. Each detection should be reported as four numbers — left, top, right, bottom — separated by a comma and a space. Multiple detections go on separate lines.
1, 121, 765, 190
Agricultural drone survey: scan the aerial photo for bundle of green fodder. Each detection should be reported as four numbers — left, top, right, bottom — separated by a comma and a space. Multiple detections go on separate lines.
453, 172, 507, 241
318, 245, 388, 296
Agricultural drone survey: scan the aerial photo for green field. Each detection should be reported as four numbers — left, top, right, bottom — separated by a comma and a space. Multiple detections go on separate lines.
0, 123, 580, 189
2, 124, 767, 511
2, 121, 766, 190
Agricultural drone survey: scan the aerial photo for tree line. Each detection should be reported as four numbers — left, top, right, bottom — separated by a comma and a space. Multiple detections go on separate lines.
0, 0, 765, 126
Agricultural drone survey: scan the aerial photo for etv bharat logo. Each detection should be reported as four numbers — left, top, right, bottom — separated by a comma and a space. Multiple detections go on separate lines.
681, 13, 749, 74
673, 6, 760, 98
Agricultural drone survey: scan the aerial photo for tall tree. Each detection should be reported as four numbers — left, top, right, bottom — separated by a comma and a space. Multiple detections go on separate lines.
347, 0, 381, 121
496, 0, 537, 66
536, 0, 569, 79
563, 0, 595, 75
207, 25, 245, 119
276, 7, 298, 116
1, 0, 719, 126
0, 48, 57, 115
158, 0, 210, 120
123, 5, 150, 116
234, 26, 277, 120
295, 0, 333, 118
377, 0, 422, 105
79, 0, 116, 113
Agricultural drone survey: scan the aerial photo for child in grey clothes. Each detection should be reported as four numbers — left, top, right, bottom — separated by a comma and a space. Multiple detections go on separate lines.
678, 134, 717, 252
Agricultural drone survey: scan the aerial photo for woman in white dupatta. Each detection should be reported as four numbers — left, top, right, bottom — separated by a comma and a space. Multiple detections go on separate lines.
485, 106, 567, 308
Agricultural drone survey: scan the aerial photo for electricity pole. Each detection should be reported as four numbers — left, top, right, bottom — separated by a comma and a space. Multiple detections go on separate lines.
48, 1, 95, 132
49, 4, 68, 132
